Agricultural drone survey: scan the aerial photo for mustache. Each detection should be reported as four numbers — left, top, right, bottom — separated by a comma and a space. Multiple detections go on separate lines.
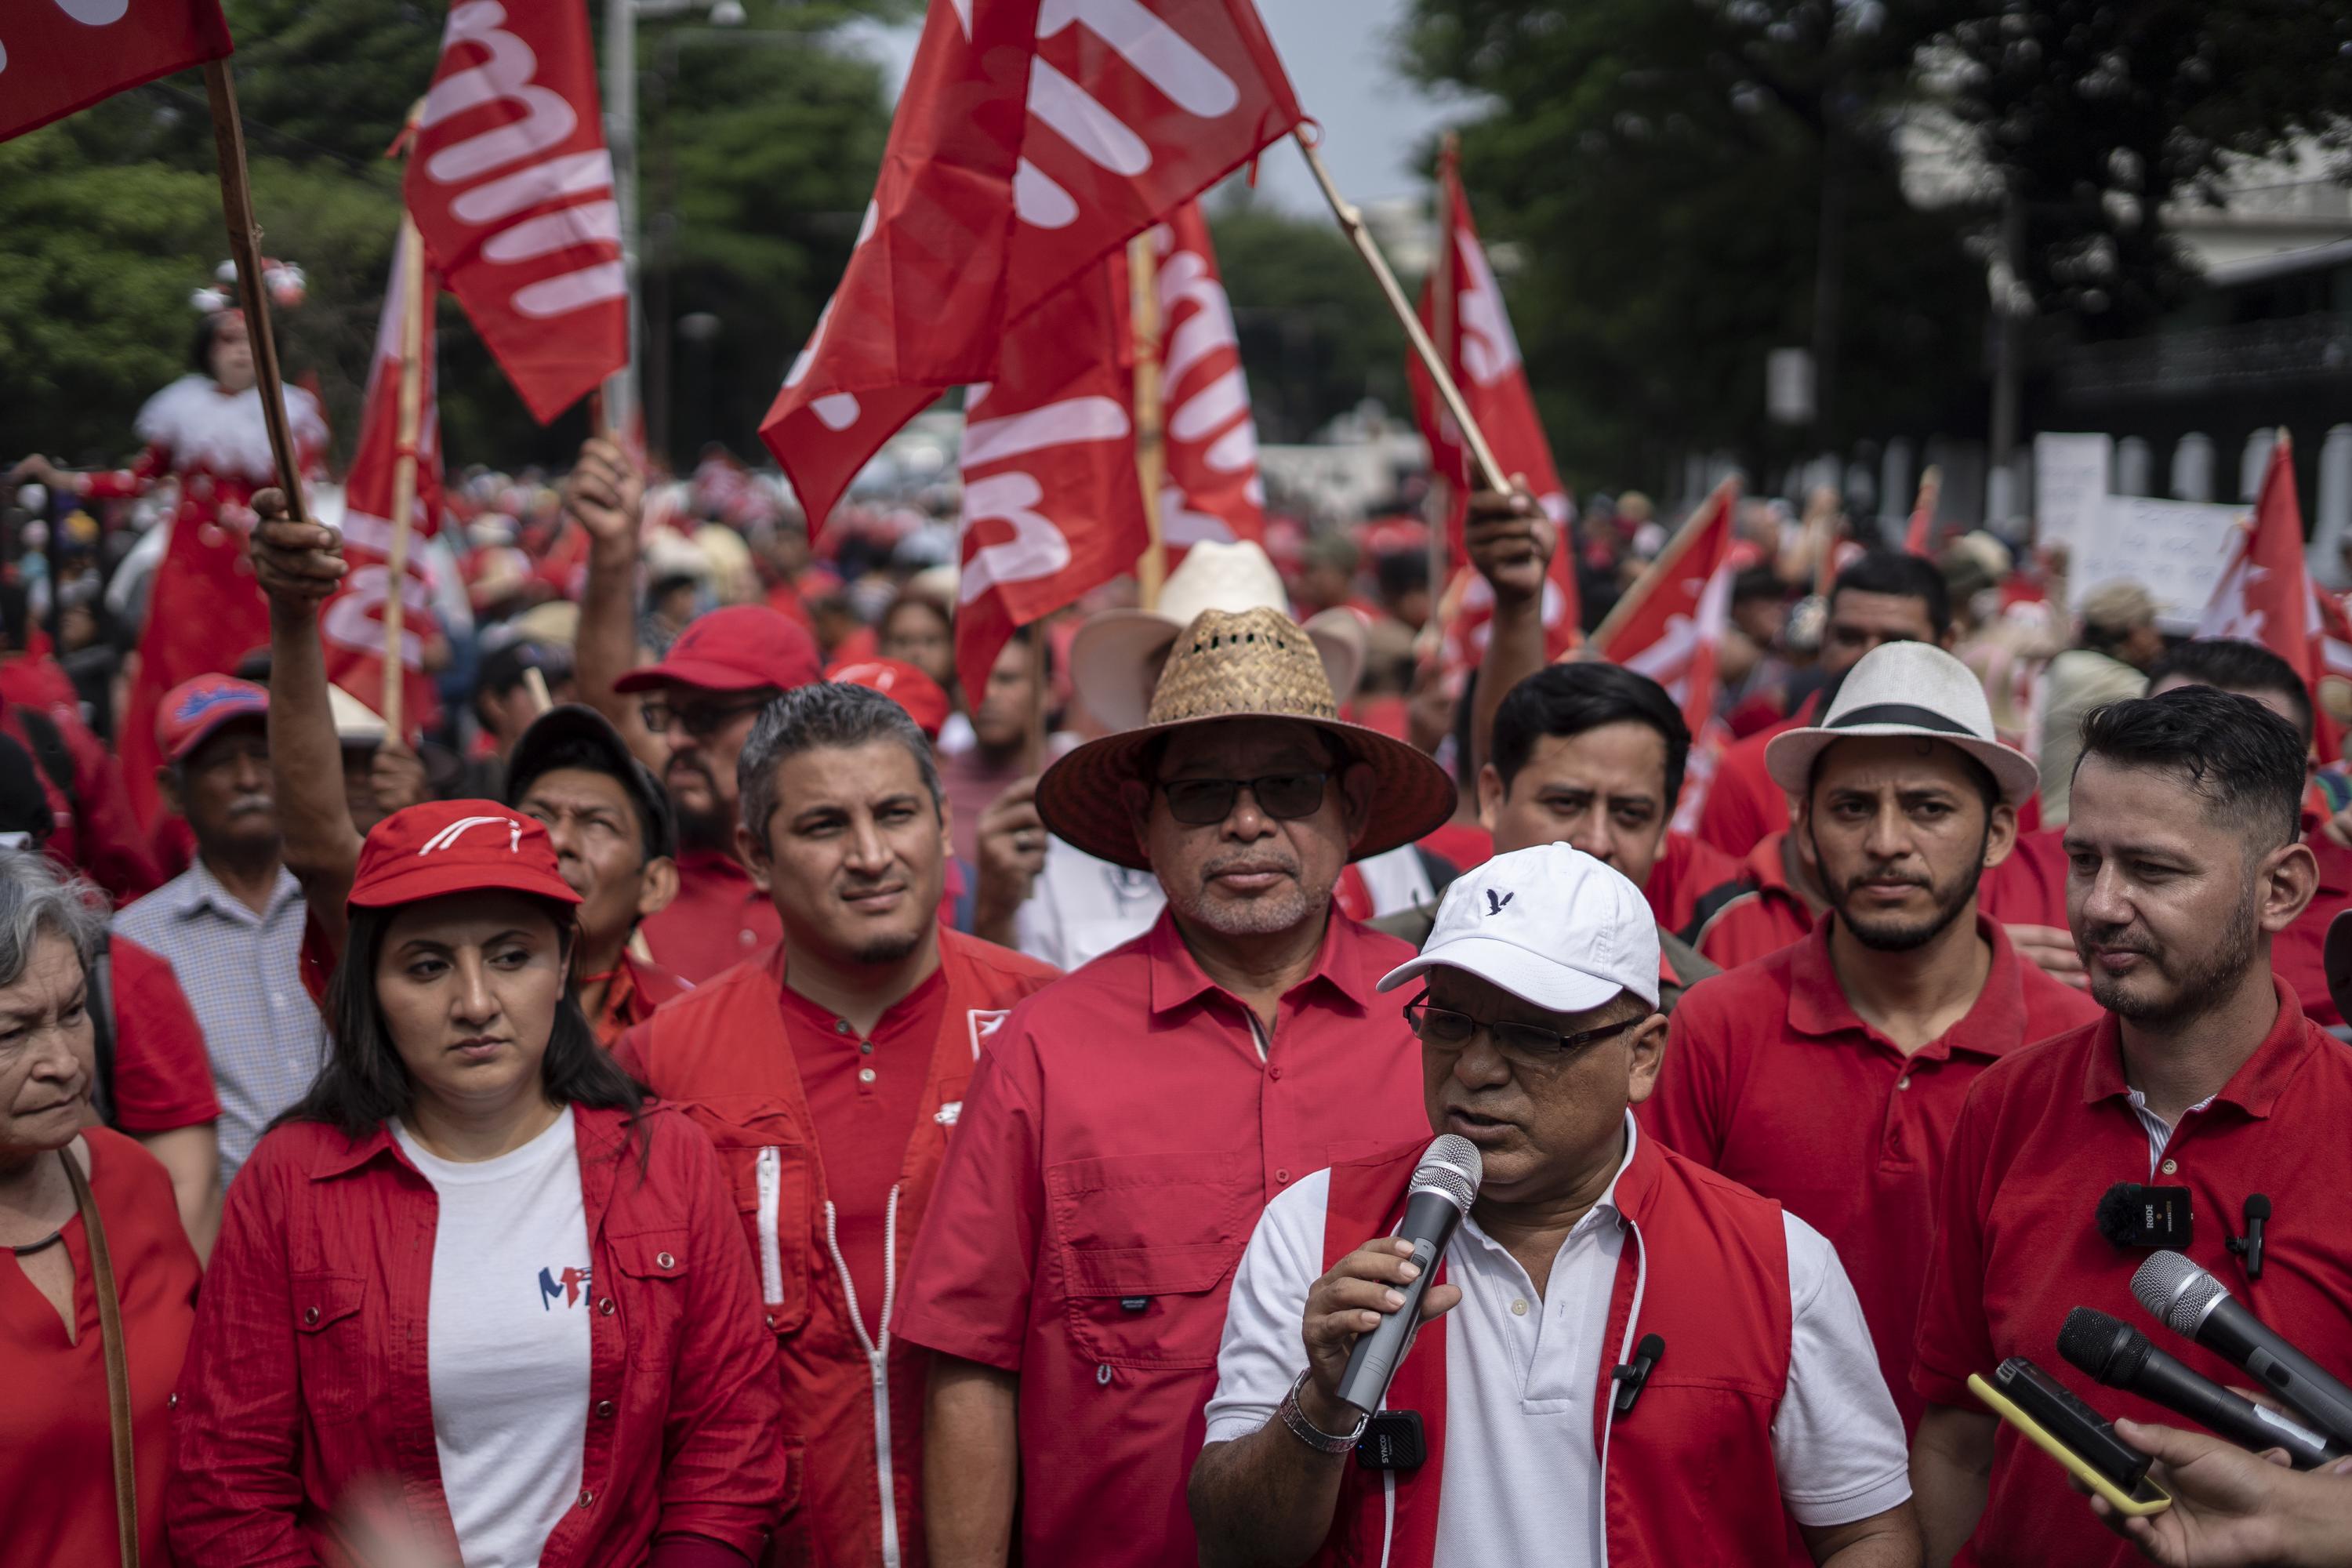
665, 756, 717, 788
2081, 924, 2158, 956
1199, 848, 1300, 884
226, 793, 273, 814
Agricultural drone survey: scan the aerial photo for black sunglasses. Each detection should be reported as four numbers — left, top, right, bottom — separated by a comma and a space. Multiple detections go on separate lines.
641, 698, 769, 739
1403, 989, 1644, 1069
1156, 771, 1330, 827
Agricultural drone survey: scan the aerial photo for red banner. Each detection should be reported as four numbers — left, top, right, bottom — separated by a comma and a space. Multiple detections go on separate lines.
762, 0, 1303, 525
0, 0, 232, 143
1409, 145, 1577, 657
1599, 479, 1742, 740
325, 225, 442, 737
1152, 201, 1265, 557
953, 255, 1149, 705
404, 0, 626, 423
2200, 437, 2342, 763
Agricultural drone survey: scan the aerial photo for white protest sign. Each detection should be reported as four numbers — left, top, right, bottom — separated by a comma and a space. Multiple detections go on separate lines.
2033, 433, 2112, 554
2070, 495, 2246, 633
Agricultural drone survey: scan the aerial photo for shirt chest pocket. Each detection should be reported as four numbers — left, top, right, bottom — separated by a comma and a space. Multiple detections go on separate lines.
1047, 1151, 1251, 1370
606, 1232, 694, 1358
290, 1271, 370, 1424
688, 1102, 812, 1337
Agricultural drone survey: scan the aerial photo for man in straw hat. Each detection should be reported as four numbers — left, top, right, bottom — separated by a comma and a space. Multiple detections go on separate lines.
970, 539, 1443, 969
897, 604, 1457, 1568
1646, 641, 2099, 1440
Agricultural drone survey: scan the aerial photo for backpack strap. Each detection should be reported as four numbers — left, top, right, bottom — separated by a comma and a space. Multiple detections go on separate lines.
15, 705, 75, 803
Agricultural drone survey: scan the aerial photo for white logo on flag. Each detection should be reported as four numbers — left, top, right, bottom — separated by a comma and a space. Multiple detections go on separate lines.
957, 393, 1130, 601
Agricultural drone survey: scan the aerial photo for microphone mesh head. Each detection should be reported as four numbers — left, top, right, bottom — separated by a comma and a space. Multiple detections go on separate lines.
2057, 1306, 2143, 1384
2132, 1250, 2225, 1337
1407, 1134, 1482, 1214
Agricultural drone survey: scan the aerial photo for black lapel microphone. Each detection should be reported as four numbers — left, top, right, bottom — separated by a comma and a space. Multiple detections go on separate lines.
1612, 1334, 1665, 1414
2227, 1195, 2270, 1280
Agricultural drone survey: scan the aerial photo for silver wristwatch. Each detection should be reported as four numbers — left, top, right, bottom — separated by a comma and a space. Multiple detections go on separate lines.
1278, 1369, 1367, 1454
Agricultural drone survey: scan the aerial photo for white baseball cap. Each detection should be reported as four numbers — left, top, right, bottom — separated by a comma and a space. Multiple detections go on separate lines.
1377, 844, 1661, 1013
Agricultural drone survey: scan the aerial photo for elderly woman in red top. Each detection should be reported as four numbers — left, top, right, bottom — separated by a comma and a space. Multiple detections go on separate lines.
0, 852, 201, 1566
168, 800, 787, 1568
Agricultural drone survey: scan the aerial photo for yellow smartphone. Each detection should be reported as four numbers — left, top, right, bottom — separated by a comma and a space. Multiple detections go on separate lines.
1969, 1362, 2172, 1518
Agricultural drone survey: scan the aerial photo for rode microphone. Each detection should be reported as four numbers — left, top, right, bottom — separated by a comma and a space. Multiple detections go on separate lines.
2059, 1306, 2343, 1470
2096, 1181, 2192, 1250
2227, 1196, 2270, 1280
1334, 1135, 1481, 1416
2132, 1251, 2352, 1450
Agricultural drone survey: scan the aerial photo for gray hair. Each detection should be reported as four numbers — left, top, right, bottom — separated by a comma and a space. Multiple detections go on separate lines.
738, 682, 945, 851
0, 852, 106, 990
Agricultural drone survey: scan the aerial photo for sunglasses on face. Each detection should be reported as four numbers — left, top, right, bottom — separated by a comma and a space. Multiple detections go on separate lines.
641, 699, 768, 739
1155, 771, 1331, 827
1403, 990, 1644, 1072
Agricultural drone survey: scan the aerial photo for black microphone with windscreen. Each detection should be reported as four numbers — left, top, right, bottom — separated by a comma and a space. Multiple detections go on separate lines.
1334, 1134, 1481, 1416
2058, 1306, 2343, 1469
2132, 1250, 2352, 1450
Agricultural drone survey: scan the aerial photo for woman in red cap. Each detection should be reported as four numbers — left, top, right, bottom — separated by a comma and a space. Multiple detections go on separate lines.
167, 800, 787, 1568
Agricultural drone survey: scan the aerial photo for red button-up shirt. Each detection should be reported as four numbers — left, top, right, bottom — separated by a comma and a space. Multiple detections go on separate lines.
1691, 829, 1820, 971
168, 1104, 787, 1568
1640, 828, 1746, 941
1912, 979, 2352, 1568
642, 852, 782, 985
1647, 915, 2099, 1432
894, 908, 1430, 1568
1693, 695, 1819, 859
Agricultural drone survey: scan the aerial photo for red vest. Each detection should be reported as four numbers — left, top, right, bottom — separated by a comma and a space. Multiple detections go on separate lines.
622, 927, 1057, 1568
1309, 1134, 1796, 1568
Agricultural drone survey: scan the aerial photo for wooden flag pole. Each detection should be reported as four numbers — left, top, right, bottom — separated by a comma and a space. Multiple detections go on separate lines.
201, 60, 307, 526
379, 211, 429, 738
1130, 232, 1168, 612
1294, 129, 1508, 495
1425, 132, 1458, 615
1588, 477, 1741, 650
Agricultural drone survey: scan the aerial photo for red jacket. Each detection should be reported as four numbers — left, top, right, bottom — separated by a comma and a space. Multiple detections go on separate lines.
167, 1103, 788, 1568
615, 927, 1059, 1568
1310, 1135, 1794, 1568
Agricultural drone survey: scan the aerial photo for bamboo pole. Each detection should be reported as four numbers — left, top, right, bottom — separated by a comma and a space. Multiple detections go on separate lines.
1294, 129, 1508, 495
379, 214, 428, 739
1130, 232, 1168, 612
201, 60, 307, 525
1425, 132, 1458, 614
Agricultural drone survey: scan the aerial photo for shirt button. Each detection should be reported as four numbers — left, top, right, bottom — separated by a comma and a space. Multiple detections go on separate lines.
1896, 1077, 1911, 1091
656, 1251, 676, 1270
303, 1307, 320, 1326
859, 1041, 873, 1055
859, 1067, 877, 1084
1275, 1168, 1290, 1184
578, 1489, 595, 1509
739, 929, 757, 946
595, 1399, 615, 1419
2161, 1158, 2179, 1175
835, 1020, 851, 1035
597, 1298, 615, 1316
1269, 1065, 1283, 1080
1511, 1299, 1529, 1317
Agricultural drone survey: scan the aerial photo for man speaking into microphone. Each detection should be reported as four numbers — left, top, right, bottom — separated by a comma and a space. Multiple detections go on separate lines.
1189, 845, 1920, 1568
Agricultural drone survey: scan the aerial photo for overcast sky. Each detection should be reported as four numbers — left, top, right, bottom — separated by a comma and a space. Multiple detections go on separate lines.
835, 0, 1469, 215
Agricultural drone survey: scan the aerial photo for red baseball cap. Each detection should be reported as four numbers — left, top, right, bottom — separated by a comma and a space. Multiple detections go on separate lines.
348, 799, 583, 912
157, 674, 269, 763
613, 604, 822, 696
826, 658, 950, 740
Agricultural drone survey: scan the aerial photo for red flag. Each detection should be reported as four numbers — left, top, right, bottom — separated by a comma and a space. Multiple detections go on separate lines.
1904, 466, 1941, 557
2199, 435, 2341, 762
1597, 478, 1742, 741
761, 0, 1304, 525
953, 256, 1149, 705
325, 225, 443, 737
0, 0, 232, 143
1409, 145, 1577, 655
404, 0, 626, 423
1151, 201, 1265, 556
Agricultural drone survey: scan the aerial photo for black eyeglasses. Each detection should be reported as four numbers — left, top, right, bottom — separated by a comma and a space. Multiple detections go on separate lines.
641, 699, 770, 739
1156, 771, 1330, 826
1403, 989, 1644, 1071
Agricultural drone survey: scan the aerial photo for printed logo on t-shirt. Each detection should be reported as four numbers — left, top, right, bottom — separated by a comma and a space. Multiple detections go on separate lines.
538, 1265, 592, 1310
966, 1008, 1011, 1062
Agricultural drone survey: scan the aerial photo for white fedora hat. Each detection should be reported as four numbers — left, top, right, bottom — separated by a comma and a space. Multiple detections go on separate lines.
1764, 641, 2039, 806
1069, 539, 1367, 733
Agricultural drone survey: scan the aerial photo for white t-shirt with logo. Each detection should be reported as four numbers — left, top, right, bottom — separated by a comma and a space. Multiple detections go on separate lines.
394, 1107, 593, 1568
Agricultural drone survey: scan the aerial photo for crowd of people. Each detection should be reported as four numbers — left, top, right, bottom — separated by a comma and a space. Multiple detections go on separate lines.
9, 368, 2352, 1568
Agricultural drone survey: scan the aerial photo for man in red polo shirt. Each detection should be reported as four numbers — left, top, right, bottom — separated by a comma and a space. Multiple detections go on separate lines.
615, 681, 1057, 1567
1910, 686, 2352, 1568
1697, 551, 1955, 860
1647, 642, 2100, 1436
1693, 824, 1829, 969
567, 437, 823, 982
897, 606, 1456, 1568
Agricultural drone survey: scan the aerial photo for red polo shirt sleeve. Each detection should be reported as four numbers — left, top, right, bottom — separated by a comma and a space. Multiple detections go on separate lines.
891, 1005, 1047, 1372
1641, 1000, 1733, 1166
107, 935, 222, 1134
1909, 1074, 2002, 1410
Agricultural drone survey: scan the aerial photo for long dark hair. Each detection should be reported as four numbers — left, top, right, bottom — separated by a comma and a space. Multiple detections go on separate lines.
282, 898, 644, 1142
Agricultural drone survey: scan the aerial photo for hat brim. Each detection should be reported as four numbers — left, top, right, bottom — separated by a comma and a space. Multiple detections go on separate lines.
1033, 711, 1457, 872
612, 656, 773, 695
1069, 610, 1368, 734
1763, 723, 2040, 808
165, 703, 268, 764
506, 705, 677, 862
1377, 934, 1636, 1012
347, 861, 583, 912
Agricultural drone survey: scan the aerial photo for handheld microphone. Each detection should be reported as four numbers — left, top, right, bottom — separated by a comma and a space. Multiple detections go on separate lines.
1334, 1134, 1481, 1416
2132, 1251, 2352, 1450
2058, 1306, 2343, 1470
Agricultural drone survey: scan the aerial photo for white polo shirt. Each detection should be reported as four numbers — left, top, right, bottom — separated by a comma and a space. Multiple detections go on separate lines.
1202, 1119, 1912, 1567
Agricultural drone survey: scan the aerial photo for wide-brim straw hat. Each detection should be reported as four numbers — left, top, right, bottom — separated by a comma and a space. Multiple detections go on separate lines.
1036, 605, 1456, 871
1069, 539, 1367, 733
1764, 640, 2040, 806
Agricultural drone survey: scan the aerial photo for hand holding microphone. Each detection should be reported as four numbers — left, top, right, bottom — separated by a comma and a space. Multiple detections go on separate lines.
2132, 1253, 2352, 1451
2059, 1307, 2343, 1470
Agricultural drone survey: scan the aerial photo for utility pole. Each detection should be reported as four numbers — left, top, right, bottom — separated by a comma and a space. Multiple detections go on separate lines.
604, 0, 641, 441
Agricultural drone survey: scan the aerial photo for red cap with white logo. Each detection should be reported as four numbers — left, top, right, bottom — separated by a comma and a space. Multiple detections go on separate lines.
825, 657, 951, 739
348, 799, 583, 913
